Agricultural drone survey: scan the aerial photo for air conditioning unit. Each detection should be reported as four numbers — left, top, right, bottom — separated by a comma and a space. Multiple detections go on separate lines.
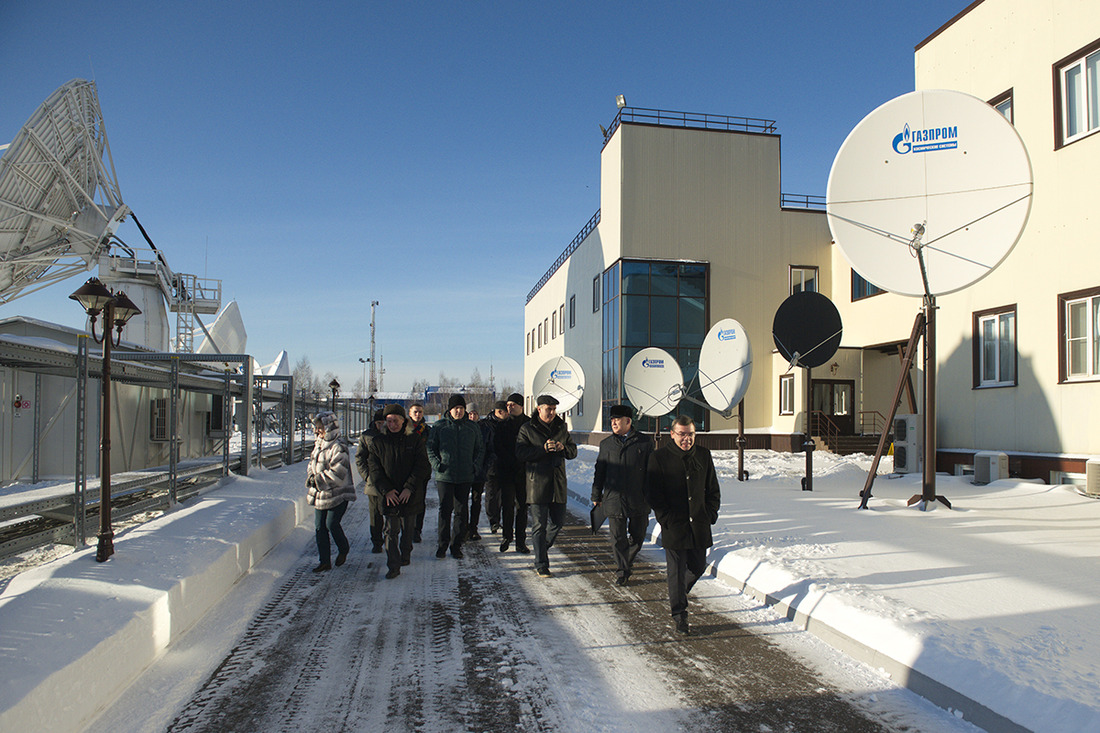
973, 451, 1008, 485
892, 414, 922, 474
1087, 459, 1100, 496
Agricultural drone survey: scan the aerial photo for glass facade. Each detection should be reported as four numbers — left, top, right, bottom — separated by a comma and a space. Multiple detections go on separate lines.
601, 259, 709, 432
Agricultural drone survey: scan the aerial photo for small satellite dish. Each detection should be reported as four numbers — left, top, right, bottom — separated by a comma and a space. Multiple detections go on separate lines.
531, 355, 585, 412
623, 347, 684, 416
772, 292, 843, 369
698, 318, 753, 413
826, 89, 1032, 297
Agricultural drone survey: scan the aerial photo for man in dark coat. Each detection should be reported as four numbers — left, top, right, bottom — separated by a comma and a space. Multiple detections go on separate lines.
354, 409, 387, 553
496, 393, 531, 554
407, 403, 430, 543
645, 415, 721, 634
367, 404, 431, 579
426, 394, 484, 560
515, 394, 578, 577
466, 404, 495, 541
483, 400, 509, 534
592, 404, 652, 586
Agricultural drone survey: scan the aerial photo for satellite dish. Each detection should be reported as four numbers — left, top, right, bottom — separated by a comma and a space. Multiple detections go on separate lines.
697, 318, 753, 413
531, 355, 585, 412
772, 291, 843, 369
826, 89, 1032, 297
623, 347, 684, 417
0, 79, 128, 305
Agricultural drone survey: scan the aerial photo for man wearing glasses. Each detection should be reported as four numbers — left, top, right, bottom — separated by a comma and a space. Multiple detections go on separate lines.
646, 415, 721, 635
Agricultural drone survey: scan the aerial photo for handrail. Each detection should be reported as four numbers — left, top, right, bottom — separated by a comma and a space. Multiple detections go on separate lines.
859, 410, 887, 436
526, 209, 601, 303
780, 193, 826, 211
808, 410, 841, 447
604, 106, 777, 147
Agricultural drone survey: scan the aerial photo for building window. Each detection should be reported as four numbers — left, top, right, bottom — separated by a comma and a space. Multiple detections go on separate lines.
1056, 39, 1100, 147
538, 323, 543, 348
1060, 286, 1100, 381
569, 295, 576, 328
559, 304, 565, 335
551, 311, 557, 340
973, 306, 1017, 388
593, 275, 601, 312
780, 374, 795, 415
543, 318, 549, 345
790, 266, 818, 294
990, 89, 1013, 123
851, 271, 885, 301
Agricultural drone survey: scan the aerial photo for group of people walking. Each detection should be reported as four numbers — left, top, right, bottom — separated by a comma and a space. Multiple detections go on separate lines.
305, 395, 721, 635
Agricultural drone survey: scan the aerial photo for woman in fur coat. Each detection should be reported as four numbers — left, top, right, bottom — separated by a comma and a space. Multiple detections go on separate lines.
307, 411, 357, 572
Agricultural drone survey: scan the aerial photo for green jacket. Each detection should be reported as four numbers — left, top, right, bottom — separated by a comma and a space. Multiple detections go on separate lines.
426, 413, 485, 484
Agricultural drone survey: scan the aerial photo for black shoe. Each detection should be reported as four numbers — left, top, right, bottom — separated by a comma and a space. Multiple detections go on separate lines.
499, 539, 510, 552
312, 563, 331, 573
414, 531, 422, 543
372, 544, 383, 554
516, 543, 531, 554
385, 569, 400, 579
401, 554, 411, 566
675, 615, 689, 635
467, 530, 481, 541
436, 547, 447, 559
451, 546, 464, 559
334, 552, 348, 567
490, 524, 500, 534
535, 567, 552, 578
615, 575, 628, 586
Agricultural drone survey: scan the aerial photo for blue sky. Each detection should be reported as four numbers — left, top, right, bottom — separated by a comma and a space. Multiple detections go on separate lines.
0, 0, 968, 393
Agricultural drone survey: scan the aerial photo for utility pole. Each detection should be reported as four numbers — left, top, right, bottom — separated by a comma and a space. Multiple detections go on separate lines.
369, 301, 379, 395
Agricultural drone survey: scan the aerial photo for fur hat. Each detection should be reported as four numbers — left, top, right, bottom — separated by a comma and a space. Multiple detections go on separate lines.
312, 411, 337, 429
383, 403, 406, 419
506, 392, 524, 405
372, 409, 384, 422
609, 404, 633, 420
447, 394, 467, 411
536, 394, 559, 406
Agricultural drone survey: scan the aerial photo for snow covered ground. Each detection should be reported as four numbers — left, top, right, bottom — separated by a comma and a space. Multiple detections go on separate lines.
1, 445, 1098, 732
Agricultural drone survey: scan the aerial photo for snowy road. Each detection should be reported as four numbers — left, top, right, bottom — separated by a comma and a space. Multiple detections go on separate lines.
89, 491, 978, 733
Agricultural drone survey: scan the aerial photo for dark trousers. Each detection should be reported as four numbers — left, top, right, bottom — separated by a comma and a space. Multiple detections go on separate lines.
499, 473, 527, 544
530, 502, 566, 571
384, 513, 415, 572
436, 481, 471, 552
367, 494, 383, 548
468, 481, 485, 532
608, 513, 648, 579
314, 501, 349, 565
485, 474, 502, 528
664, 546, 707, 618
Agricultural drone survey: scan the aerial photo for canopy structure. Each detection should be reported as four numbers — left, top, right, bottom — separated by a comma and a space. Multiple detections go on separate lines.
0, 79, 128, 305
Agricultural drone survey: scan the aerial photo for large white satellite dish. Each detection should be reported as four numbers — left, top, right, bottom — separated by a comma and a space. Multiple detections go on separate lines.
623, 347, 684, 417
826, 89, 1032, 297
0, 79, 128, 305
697, 318, 752, 413
531, 355, 585, 412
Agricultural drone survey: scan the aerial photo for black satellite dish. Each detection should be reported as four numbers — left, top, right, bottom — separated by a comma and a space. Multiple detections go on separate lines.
772, 291, 843, 369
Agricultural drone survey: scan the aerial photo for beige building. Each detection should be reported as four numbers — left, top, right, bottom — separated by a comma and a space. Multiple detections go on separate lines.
525, 0, 1099, 484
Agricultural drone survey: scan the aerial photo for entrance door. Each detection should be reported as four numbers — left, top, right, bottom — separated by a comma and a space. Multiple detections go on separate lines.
811, 379, 855, 435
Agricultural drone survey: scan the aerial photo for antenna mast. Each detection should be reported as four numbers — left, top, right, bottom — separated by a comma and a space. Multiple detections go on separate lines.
369, 301, 379, 395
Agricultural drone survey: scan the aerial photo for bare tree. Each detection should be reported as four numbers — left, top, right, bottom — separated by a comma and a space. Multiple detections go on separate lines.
293, 356, 314, 397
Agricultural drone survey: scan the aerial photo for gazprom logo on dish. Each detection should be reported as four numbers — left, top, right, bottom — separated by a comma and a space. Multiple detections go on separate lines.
892, 122, 958, 154
641, 358, 665, 368
550, 369, 572, 380
717, 328, 737, 341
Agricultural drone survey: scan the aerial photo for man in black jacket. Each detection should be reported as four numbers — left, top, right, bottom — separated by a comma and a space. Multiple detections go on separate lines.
354, 409, 387, 553
367, 404, 431, 579
497, 393, 531, 554
645, 415, 721, 634
592, 404, 652, 586
515, 394, 578, 577
483, 400, 509, 534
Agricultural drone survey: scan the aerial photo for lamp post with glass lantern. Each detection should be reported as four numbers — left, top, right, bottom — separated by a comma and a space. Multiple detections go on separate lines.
329, 378, 340, 410
69, 277, 142, 562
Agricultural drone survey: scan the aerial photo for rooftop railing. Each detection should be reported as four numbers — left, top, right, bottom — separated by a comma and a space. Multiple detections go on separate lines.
526, 209, 601, 304
780, 193, 827, 211
604, 106, 777, 147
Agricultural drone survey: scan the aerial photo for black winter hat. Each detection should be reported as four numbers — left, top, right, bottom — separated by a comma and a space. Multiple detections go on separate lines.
372, 409, 384, 422
383, 403, 406, 419
447, 394, 467, 411
493, 400, 507, 411
506, 392, 524, 405
609, 404, 633, 420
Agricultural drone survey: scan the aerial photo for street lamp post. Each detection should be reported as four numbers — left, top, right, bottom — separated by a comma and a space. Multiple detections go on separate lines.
69, 277, 141, 562
358, 357, 369, 400
329, 378, 340, 410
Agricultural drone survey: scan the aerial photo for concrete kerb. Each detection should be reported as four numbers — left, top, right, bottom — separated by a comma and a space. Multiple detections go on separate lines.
0, 481, 310, 733
563, 484, 1031, 733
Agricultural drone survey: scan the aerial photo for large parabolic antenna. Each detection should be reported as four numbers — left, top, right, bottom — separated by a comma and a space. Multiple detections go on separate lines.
531, 355, 585, 412
623, 347, 684, 417
826, 89, 1032, 297
0, 79, 129, 305
697, 318, 753, 413
772, 291, 843, 370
